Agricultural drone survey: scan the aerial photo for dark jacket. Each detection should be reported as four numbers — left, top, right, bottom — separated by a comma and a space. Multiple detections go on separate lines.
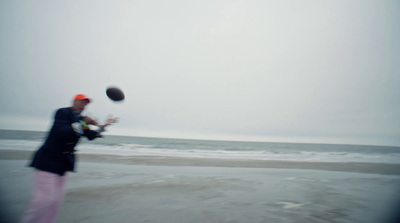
30, 107, 101, 175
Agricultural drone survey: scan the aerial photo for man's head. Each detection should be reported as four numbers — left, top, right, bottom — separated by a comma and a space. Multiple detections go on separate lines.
71, 94, 91, 114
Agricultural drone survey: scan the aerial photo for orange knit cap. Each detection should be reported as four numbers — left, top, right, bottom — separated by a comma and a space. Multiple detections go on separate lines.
74, 94, 91, 103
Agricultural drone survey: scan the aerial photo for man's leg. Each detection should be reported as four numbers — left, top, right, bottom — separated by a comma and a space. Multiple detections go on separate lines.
20, 170, 65, 223
41, 173, 68, 223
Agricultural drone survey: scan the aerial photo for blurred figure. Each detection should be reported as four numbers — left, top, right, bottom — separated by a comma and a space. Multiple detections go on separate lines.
20, 94, 118, 223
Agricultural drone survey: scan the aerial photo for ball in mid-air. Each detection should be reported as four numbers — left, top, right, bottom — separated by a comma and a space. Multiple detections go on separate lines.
106, 87, 125, 101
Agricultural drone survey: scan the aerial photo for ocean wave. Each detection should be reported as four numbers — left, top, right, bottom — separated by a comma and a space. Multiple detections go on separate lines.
1, 139, 400, 164
75, 143, 400, 164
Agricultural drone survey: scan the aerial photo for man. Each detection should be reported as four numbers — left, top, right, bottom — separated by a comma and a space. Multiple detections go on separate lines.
20, 94, 118, 223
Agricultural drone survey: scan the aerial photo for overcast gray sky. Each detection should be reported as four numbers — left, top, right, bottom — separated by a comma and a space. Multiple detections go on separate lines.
1, 0, 399, 146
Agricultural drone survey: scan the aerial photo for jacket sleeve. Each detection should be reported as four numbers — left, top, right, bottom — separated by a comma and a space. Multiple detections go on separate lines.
83, 129, 102, 141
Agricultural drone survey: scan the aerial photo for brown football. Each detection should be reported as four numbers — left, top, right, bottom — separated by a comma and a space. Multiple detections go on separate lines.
106, 87, 125, 101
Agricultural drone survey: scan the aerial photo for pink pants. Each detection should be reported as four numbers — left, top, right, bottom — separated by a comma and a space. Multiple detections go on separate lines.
20, 170, 68, 223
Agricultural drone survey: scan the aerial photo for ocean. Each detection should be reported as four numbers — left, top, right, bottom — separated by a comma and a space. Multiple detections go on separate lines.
1, 129, 399, 164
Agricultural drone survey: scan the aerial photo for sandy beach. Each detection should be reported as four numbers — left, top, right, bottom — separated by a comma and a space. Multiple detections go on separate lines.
1, 150, 400, 223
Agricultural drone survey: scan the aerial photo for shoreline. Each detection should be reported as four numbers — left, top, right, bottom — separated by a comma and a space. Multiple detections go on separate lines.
1, 149, 400, 175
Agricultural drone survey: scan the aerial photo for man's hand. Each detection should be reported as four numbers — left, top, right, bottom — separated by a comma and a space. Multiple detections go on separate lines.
103, 115, 118, 127
104, 115, 118, 126
98, 115, 118, 131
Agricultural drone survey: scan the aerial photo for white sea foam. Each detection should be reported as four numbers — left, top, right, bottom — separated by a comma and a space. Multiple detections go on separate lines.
276, 202, 311, 209
1, 139, 400, 164
74, 142, 400, 164
0, 139, 41, 151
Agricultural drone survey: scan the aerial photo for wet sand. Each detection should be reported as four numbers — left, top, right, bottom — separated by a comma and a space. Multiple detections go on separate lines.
1, 150, 400, 223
